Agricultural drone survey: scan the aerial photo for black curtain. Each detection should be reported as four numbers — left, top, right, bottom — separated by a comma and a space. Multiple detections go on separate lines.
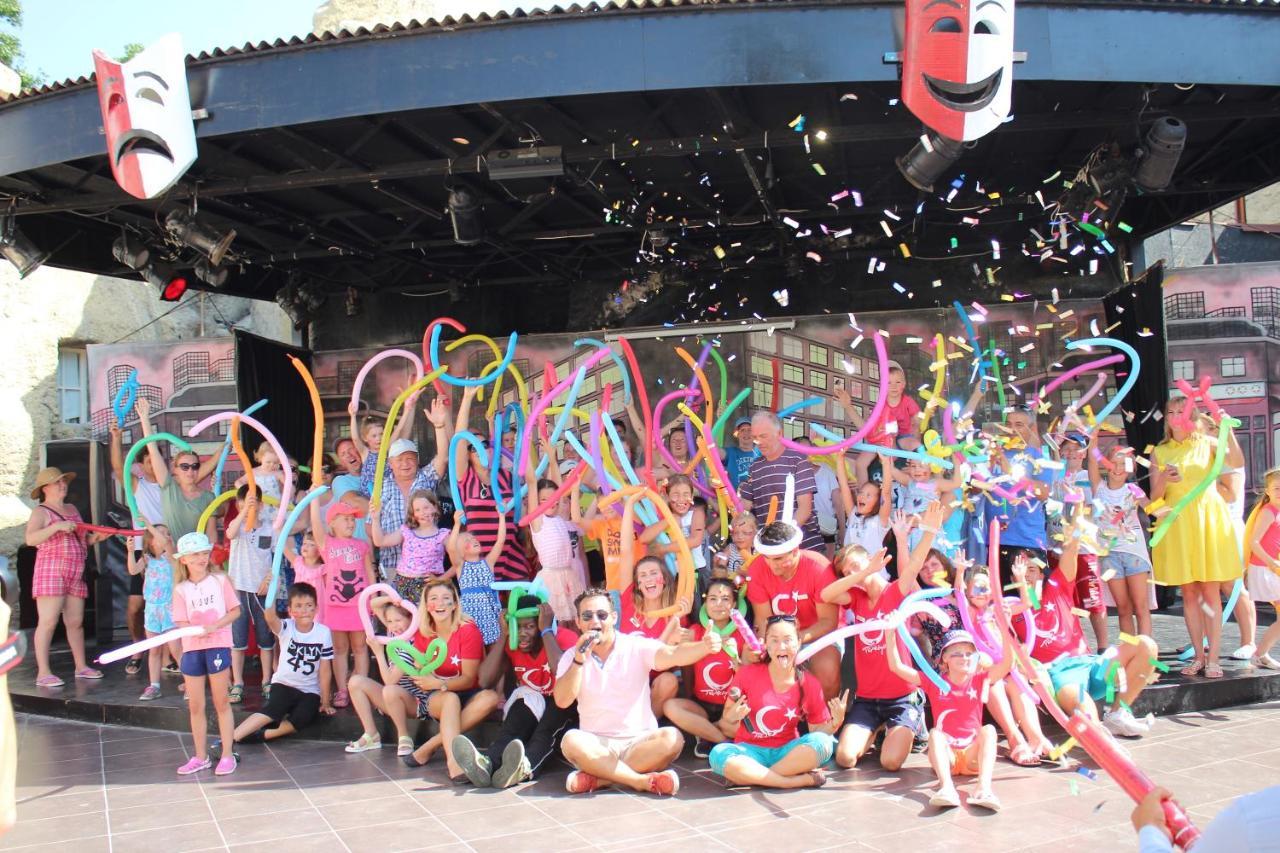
234, 330, 313, 475
1103, 261, 1167, 479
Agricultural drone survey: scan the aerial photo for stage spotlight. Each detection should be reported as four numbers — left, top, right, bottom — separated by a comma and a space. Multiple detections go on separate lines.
0, 215, 50, 279
1134, 117, 1187, 193
896, 133, 964, 192
142, 263, 188, 302
195, 258, 229, 288
448, 187, 484, 245
165, 208, 236, 265
111, 233, 150, 270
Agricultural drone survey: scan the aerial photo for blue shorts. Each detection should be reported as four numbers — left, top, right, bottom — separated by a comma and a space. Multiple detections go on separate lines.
844, 693, 926, 738
709, 732, 836, 777
181, 648, 232, 677
1099, 551, 1151, 579
232, 590, 276, 652
1047, 654, 1112, 703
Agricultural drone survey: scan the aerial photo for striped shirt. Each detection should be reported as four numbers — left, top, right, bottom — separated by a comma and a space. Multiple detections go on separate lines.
460, 468, 532, 582
739, 449, 824, 551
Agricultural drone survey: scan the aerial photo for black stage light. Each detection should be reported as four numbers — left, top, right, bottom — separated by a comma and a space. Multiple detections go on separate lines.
1134, 117, 1187, 193
143, 263, 188, 302
896, 133, 965, 192
448, 187, 484, 245
112, 233, 151, 270
165, 208, 236, 265
0, 215, 50, 278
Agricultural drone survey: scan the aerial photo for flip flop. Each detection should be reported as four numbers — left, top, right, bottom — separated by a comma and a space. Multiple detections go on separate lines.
1009, 744, 1042, 767
929, 788, 961, 809
125, 657, 142, 675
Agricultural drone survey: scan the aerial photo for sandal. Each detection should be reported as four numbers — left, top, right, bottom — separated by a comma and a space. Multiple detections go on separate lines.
397, 736, 415, 757
808, 769, 828, 788
1010, 744, 1042, 767
35, 674, 65, 688
333, 689, 350, 709
969, 790, 1003, 812
228, 684, 245, 704
1205, 663, 1224, 679
1180, 660, 1204, 677
125, 657, 142, 675
344, 733, 382, 753
262, 684, 272, 700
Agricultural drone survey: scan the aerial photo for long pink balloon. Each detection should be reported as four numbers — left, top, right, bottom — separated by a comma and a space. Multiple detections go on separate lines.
1032, 354, 1124, 405
188, 412, 294, 531
780, 332, 889, 456
652, 387, 699, 474
350, 349, 425, 413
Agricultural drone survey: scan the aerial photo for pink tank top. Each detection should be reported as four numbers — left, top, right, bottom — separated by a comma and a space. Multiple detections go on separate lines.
397, 526, 448, 578
1248, 506, 1280, 568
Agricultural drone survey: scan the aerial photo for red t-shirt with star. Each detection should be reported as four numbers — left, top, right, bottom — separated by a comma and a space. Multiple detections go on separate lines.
745, 551, 836, 631
506, 626, 579, 696
921, 670, 989, 748
867, 395, 922, 446
847, 581, 915, 701
729, 662, 830, 748
1014, 573, 1086, 663
413, 620, 483, 680
689, 622, 741, 705
619, 584, 686, 640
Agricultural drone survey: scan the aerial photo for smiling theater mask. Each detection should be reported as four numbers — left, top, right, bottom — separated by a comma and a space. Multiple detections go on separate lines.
92, 33, 197, 199
901, 0, 1015, 142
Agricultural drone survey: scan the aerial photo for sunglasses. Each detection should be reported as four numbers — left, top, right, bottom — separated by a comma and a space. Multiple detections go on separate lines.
969, 587, 992, 596
766, 614, 797, 626
176, 463, 200, 472
578, 610, 611, 622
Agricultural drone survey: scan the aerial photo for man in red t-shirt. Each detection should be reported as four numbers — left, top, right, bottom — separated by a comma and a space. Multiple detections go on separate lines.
746, 520, 840, 698
453, 596, 580, 789
820, 503, 942, 771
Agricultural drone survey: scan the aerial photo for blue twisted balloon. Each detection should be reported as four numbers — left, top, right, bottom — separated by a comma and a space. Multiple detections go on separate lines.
1065, 336, 1140, 428
212, 398, 268, 493
448, 431, 490, 524
265, 485, 329, 608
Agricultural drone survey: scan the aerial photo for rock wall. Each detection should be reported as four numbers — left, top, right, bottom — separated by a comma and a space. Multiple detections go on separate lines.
0, 265, 294, 558
313, 0, 528, 32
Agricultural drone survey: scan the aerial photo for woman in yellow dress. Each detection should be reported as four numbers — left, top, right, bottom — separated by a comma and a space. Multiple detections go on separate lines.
1149, 397, 1244, 679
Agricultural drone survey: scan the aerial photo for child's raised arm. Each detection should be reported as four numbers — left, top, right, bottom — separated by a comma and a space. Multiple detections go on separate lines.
348, 403, 369, 460
834, 451, 855, 516
884, 617, 921, 687
486, 511, 507, 568
877, 454, 894, 524
126, 546, 143, 576
446, 514, 464, 566
365, 501, 403, 549
308, 487, 328, 550
896, 501, 944, 595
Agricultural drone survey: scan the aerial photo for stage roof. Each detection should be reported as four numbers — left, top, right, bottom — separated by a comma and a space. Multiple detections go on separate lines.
2, 0, 1279, 333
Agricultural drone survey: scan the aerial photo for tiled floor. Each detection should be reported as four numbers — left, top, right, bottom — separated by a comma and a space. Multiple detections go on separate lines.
8, 701, 1280, 852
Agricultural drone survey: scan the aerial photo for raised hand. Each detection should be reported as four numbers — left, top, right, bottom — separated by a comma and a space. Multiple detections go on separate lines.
425, 396, 449, 429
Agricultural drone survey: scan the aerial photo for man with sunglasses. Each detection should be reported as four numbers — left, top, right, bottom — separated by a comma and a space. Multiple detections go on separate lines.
137, 398, 217, 542
555, 588, 722, 796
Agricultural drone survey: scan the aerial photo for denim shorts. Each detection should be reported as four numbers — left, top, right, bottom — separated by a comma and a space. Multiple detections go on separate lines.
709, 732, 836, 776
844, 693, 926, 738
231, 590, 276, 652
1099, 551, 1151, 579
181, 647, 231, 677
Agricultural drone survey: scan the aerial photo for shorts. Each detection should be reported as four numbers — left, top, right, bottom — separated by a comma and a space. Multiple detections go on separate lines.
31, 564, 88, 600
394, 574, 428, 605
540, 564, 585, 624
1100, 551, 1151, 580
822, 533, 837, 545
844, 694, 925, 739
399, 680, 480, 720
709, 732, 836, 776
566, 727, 682, 767
1047, 654, 1112, 703
947, 740, 982, 776
181, 648, 231, 677
260, 682, 321, 729
1063, 553, 1105, 615
696, 699, 726, 723
232, 591, 276, 652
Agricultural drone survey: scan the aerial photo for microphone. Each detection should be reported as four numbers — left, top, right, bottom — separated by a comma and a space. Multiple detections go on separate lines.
728, 687, 755, 733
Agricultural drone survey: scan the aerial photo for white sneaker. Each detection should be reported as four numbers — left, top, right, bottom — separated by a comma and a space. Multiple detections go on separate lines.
1232, 644, 1257, 661
1103, 707, 1148, 739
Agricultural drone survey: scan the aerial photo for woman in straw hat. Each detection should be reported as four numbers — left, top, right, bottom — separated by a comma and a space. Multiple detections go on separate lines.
25, 467, 107, 687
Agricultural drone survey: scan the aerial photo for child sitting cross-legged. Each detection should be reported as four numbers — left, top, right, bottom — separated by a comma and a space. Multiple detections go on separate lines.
233, 582, 335, 744
885, 624, 1014, 812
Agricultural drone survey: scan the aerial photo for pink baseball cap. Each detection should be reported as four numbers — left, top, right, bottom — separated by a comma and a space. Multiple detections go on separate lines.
325, 501, 365, 525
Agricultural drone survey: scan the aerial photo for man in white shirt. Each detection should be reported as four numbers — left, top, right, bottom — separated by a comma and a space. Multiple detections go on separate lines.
555, 588, 721, 796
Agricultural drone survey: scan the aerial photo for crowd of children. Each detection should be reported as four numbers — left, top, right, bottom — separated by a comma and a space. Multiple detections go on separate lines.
26, 346, 1275, 818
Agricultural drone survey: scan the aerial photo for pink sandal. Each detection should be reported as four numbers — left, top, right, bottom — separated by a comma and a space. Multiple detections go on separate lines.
35, 674, 64, 688
1180, 660, 1204, 677
333, 689, 350, 708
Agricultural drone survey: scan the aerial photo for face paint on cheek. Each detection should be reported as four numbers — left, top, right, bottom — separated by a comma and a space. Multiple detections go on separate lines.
901, 0, 1016, 142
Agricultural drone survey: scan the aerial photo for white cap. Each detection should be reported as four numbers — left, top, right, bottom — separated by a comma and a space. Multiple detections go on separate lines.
389, 438, 418, 457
